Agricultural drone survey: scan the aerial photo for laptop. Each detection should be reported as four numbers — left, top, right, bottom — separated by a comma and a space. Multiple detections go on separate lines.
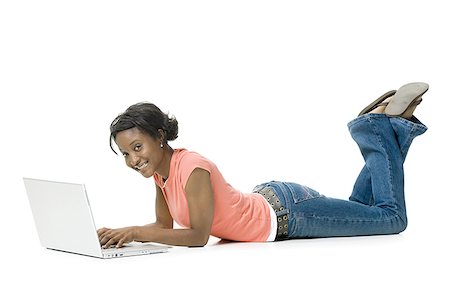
23, 177, 170, 258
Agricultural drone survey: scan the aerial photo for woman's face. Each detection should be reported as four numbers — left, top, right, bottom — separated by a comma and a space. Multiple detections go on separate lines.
114, 127, 164, 178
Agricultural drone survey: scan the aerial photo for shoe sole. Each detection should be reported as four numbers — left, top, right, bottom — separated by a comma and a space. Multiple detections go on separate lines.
385, 82, 429, 116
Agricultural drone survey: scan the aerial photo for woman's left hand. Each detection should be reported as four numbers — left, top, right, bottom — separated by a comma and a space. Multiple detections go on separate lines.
97, 226, 137, 248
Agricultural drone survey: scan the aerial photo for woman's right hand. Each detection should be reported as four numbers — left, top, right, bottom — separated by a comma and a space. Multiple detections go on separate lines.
97, 226, 137, 248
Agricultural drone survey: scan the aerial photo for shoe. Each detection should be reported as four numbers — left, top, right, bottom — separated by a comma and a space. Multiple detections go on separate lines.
400, 97, 422, 119
358, 90, 396, 116
385, 82, 429, 116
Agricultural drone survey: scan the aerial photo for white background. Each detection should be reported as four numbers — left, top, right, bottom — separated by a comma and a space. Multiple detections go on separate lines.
1, 0, 449, 306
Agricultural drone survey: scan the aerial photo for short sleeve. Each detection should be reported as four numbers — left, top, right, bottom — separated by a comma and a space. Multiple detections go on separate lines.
178, 152, 212, 189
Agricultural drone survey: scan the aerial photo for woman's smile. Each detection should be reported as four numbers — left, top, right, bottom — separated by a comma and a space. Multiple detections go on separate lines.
134, 161, 149, 172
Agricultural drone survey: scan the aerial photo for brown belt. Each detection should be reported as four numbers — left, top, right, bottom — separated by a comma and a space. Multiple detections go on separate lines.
254, 186, 289, 240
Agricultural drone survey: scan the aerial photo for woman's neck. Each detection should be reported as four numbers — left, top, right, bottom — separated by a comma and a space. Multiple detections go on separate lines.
156, 146, 174, 179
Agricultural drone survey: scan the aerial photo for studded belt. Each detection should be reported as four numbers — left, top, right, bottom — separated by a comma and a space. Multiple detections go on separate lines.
254, 186, 289, 241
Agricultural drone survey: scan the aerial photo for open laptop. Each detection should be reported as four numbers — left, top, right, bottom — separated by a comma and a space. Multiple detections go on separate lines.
23, 177, 169, 258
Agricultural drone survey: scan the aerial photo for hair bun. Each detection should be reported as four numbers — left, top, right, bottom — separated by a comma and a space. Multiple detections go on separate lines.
165, 116, 178, 141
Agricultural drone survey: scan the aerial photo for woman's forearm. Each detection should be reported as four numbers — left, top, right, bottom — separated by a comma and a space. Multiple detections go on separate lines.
134, 223, 209, 247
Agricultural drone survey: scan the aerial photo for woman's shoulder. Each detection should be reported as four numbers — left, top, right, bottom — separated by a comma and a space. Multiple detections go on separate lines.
175, 148, 211, 164
173, 148, 215, 173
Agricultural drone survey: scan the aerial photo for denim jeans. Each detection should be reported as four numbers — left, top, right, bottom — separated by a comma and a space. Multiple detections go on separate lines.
254, 114, 427, 238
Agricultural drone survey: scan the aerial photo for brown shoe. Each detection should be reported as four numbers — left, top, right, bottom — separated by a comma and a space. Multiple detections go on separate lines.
358, 90, 396, 116
399, 97, 423, 119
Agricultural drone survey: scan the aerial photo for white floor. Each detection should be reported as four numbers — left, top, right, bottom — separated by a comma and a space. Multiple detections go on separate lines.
3, 227, 448, 307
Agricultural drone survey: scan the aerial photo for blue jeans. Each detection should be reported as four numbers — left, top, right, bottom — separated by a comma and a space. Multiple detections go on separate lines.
254, 114, 427, 238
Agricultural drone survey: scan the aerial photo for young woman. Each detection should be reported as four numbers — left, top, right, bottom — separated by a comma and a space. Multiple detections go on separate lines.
97, 82, 429, 248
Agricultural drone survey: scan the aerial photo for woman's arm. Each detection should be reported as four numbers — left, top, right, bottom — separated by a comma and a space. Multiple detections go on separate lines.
98, 168, 214, 248
152, 182, 174, 229
135, 168, 214, 247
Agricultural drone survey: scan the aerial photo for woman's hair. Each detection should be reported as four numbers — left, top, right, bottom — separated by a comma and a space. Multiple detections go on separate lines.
109, 102, 178, 154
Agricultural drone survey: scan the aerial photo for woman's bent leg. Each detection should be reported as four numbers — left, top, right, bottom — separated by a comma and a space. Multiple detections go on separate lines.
349, 115, 427, 205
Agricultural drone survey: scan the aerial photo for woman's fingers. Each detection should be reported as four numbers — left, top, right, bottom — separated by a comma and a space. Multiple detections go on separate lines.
103, 236, 119, 249
116, 237, 126, 248
97, 227, 134, 248
97, 228, 115, 247
97, 227, 111, 243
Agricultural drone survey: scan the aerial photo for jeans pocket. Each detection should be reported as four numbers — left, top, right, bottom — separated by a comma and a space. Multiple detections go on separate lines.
252, 183, 266, 193
283, 182, 323, 204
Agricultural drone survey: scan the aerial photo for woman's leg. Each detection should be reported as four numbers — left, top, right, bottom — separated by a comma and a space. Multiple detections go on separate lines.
263, 114, 427, 238
351, 82, 428, 205
349, 115, 427, 205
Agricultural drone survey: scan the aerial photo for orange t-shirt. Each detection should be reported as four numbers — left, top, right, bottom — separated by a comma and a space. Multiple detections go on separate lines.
153, 149, 271, 242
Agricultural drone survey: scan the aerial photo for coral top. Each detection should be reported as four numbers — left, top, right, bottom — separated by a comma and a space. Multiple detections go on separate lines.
153, 149, 271, 242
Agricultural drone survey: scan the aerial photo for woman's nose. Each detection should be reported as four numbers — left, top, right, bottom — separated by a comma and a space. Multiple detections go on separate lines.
128, 154, 140, 166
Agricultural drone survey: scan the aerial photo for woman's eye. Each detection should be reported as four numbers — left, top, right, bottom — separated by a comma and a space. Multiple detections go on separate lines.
134, 144, 141, 151
122, 152, 129, 158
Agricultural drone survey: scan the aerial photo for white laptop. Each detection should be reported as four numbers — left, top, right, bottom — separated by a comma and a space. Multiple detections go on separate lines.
23, 178, 170, 259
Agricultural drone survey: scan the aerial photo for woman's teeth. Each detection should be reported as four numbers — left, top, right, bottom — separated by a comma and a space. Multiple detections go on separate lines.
135, 162, 148, 171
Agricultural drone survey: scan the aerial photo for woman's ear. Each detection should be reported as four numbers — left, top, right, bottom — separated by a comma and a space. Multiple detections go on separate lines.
157, 129, 166, 143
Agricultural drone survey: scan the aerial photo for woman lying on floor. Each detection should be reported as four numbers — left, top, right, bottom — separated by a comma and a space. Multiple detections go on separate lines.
98, 82, 429, 247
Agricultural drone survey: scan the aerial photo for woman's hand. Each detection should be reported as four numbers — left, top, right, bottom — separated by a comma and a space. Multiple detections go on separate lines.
97, 226, 137, 248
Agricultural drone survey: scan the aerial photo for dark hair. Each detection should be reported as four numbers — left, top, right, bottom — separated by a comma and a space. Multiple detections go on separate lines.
109, 102, 178, 154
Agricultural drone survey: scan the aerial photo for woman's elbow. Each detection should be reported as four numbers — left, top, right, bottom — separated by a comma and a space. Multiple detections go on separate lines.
189, 232, 210, 247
